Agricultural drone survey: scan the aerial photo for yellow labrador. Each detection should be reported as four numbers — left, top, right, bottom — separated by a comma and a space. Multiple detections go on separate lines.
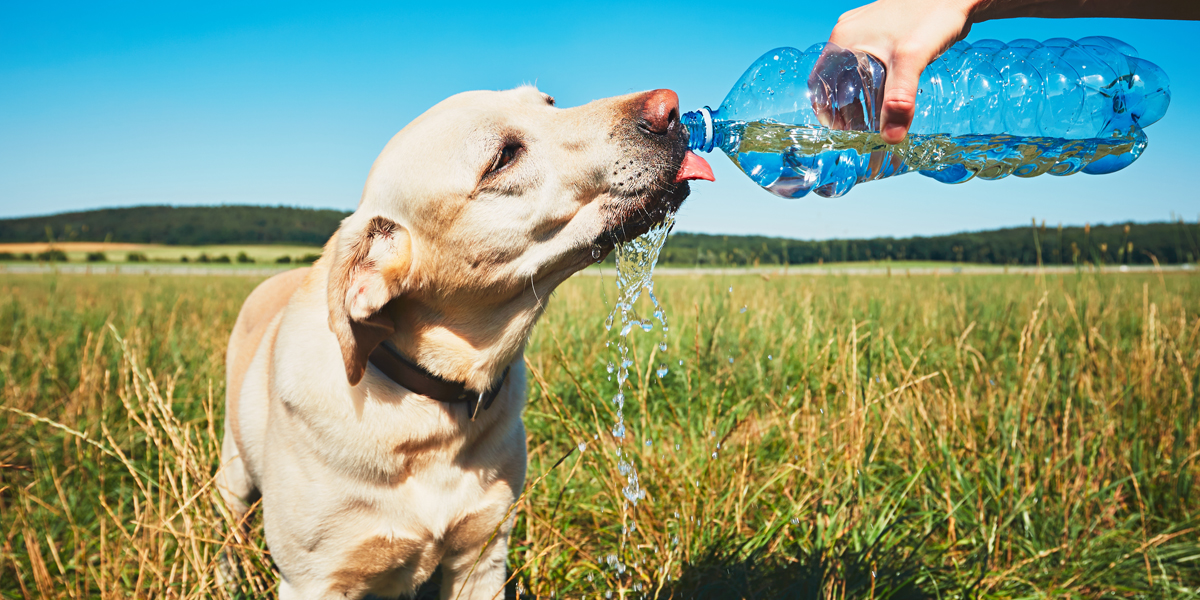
217, 86, 713, 599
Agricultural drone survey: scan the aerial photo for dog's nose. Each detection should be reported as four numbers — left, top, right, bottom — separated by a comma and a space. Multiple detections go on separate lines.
639, 89, 680, 135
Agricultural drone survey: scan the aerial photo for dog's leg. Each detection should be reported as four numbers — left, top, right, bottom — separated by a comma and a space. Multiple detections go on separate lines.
216, 433, 256, 520
216, 421, 259, 590
278, 579, 311, 600
439, 533, 510, 600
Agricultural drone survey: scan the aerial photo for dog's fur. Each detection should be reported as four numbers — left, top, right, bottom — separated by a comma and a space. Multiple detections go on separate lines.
217, 86, 692, 599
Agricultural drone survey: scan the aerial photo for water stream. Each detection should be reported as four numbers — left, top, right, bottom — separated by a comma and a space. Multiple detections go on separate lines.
600, 211, 676, 591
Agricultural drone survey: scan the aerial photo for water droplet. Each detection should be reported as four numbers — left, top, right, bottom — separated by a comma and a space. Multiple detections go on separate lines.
739, 305, 747, 313
675, 444, 680, 450
578, 441, 587, 453
640, 321, 653, 332
644, 439, 652, 447
656, 364, 669, 378
606, 361, 614, 373
767, 354, 773, 360
728, 286, 733, 293
711, 452, 718, 459
612, 422, 625, 438
790, 517, 799, 525
728, 356, 735, 364
592, 247, 601, 260
658, 341, 667, 352
604, 314, 614, 331
678, 359, 683, 366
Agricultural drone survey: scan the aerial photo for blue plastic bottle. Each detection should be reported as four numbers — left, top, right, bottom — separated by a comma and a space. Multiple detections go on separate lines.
681, 37, 1171, 198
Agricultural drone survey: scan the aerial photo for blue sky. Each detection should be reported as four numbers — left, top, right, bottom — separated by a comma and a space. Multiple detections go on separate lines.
1, 1, 1197, 239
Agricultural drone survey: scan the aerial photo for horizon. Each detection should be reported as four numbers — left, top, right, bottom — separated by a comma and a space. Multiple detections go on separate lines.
2, 203, 1189, 244
2, 2, 1198, 240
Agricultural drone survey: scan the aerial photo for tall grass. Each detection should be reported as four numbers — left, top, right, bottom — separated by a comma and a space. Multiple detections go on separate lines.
1, 271, 1198, 598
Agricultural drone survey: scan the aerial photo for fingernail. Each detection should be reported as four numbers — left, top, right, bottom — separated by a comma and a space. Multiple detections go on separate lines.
882, 123, 907, 144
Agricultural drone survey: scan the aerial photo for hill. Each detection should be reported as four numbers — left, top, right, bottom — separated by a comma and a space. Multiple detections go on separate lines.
0, 205, 350, 246
1, 205, 1197, 266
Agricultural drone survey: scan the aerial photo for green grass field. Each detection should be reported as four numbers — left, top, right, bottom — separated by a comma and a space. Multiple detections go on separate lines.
1, 271, 1198, 598
0, 243, 320, 264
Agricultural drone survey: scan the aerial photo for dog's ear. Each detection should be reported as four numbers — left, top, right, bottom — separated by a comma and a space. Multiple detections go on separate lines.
327, 215, 413, 385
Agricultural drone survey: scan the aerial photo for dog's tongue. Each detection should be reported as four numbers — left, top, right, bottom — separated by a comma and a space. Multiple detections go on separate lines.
675, 151, 714, 183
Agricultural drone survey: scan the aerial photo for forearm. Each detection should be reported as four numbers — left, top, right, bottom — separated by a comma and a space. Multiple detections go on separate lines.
969, 0, 1200, 22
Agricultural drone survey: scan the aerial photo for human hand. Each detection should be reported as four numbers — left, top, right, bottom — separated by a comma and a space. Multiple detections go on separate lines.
826, 0, 978, 143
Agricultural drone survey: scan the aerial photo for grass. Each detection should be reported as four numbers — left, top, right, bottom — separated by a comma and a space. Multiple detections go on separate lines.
1, 270, 1198, 598
0, 243, 320, 264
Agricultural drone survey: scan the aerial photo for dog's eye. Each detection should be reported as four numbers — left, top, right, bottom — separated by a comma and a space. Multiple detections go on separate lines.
545, 95, 555, 106
488, 142, 522, 176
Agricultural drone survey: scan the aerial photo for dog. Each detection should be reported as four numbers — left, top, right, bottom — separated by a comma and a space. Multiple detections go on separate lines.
216, 85, 713, 599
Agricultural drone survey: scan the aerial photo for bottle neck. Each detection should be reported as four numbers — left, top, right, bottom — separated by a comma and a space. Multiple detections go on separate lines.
681, 107, 715, 152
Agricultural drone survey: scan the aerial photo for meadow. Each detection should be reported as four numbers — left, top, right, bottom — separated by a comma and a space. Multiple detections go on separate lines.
1, 269, 1198, 599
0, 243, 320, 265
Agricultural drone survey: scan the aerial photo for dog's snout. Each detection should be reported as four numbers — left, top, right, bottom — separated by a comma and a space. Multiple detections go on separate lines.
639, 89, 680, 136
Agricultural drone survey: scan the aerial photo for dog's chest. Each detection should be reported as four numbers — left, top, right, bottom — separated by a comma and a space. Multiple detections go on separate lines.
322, 449, 514, 597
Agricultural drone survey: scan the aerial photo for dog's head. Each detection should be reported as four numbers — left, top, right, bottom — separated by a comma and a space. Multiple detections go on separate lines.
324, 86, 712, 387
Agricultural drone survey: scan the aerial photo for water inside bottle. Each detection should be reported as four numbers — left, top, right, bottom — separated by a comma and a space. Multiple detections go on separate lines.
719, 120, 1147, 199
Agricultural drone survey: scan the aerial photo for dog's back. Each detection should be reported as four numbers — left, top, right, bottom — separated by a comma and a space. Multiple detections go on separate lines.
224, 267, 309, 474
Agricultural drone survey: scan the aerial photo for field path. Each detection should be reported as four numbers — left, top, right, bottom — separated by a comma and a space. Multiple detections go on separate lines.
1, 263, 1193, 277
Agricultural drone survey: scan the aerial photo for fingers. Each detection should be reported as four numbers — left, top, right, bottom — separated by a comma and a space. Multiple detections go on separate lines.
821, 0, 975, 143
879, 50, 925, 144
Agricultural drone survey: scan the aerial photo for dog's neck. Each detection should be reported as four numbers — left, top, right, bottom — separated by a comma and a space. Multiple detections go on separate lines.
380, 292, 545, 393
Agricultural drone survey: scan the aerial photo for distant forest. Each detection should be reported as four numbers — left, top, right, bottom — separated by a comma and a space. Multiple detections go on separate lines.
0, 205, 350, 246
659, 221, 1200, 267
2, 205, 1198, 265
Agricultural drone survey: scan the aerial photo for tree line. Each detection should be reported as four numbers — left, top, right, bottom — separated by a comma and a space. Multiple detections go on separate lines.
0, 205, 349, 246
652, 220, 1200, 266
2, 205, 1197, 266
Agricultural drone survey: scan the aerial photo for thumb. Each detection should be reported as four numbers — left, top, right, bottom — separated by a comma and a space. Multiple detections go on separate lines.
879, 52, 924, 144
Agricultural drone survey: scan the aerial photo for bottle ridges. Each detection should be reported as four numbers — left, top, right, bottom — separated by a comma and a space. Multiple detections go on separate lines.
908, 37, 1169, 139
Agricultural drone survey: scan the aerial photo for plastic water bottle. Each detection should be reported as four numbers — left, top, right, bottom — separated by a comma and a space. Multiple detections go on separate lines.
681, 37, 1171, 198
